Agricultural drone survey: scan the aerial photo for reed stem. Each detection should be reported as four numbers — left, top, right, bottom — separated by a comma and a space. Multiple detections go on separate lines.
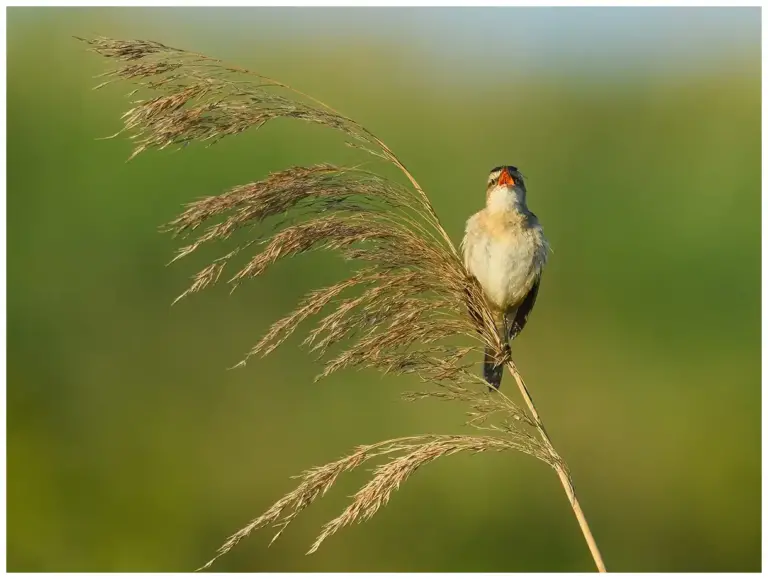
506, 361, 606, 572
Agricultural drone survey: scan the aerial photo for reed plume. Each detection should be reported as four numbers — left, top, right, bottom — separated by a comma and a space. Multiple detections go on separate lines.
79, 36, 606, 572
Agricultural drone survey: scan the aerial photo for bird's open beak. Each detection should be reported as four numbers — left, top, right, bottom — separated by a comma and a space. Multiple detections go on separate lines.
497, 168, 515, 187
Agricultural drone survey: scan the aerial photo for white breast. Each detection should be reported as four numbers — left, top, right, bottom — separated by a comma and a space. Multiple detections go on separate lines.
462, 211, 547, 311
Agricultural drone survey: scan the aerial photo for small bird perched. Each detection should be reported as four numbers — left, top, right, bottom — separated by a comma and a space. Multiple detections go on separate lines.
461, 166, 549, 390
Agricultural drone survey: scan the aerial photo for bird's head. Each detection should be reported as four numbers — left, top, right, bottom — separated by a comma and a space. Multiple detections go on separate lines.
486, 165, 527, 210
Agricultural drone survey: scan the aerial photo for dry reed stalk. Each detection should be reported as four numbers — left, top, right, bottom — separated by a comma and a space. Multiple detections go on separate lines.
79, 35, 606, 572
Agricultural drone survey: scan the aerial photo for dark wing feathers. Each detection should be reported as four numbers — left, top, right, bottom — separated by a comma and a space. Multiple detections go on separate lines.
506, 276, 540, 342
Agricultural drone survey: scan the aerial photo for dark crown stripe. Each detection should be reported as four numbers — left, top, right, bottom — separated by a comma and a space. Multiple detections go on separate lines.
490, 165, 518, 174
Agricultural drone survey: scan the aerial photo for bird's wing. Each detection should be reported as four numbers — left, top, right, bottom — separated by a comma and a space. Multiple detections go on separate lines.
506, 276, 540, 341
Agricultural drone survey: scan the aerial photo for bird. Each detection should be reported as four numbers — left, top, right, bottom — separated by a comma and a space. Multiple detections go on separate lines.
461, 166, 549, 390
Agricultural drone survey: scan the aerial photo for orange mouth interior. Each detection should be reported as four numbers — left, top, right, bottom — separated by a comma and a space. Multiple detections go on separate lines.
498, 168, 515, 187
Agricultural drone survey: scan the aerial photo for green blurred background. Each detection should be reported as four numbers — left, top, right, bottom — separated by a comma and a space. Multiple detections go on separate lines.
7, 6, 761, 572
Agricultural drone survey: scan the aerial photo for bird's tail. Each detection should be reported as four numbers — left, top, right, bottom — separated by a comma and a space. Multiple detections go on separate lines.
483, 343, 510, 391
